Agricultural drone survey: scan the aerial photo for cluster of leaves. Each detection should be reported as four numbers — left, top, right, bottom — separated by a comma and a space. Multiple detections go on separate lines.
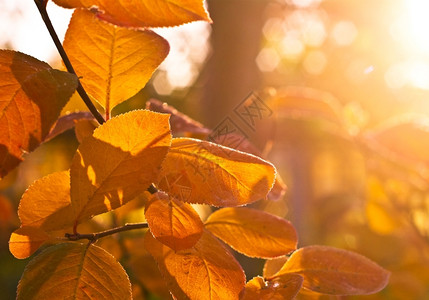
1, 1, 390, 299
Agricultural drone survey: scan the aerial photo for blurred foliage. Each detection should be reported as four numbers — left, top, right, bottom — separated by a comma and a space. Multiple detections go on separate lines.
2, 0, 429, 299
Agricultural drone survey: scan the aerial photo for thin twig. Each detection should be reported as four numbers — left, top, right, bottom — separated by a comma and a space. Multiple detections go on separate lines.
34, 0, 105, 125
65, 222, 149, 242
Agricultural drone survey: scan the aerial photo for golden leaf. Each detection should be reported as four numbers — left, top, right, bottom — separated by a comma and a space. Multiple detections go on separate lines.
145, 191, 203, 251
158, 138, 276, 207
275, 245, 391, 295
9, 171, 73, 258
145, 230, 245, 300
71, 110, 171, 225
9, 227, 50, 259
53, 0, 211, 28
17, 243, 131, 299
64, 9, 169, 112
205, 207, 297, 258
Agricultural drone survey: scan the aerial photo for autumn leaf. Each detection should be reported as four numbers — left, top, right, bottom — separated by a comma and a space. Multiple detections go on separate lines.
53, 0, 212, 28
146, 99, 211, 136
240, 275, 303, 300
17, 243, 132, 299
9, 171, 72, 258
145, 230, 245, 300
45, 111, 94, 142
274, 246, 391, 295
9, 227, 50, 260
145, 191, 203, 251
205, 207, 297, 258
71, 110, 171, 225
210, 132, 287, 201
0, 50, 78, 178
17, 171, 73, 232
64, 9, 169, 113
158, 138, 276, 206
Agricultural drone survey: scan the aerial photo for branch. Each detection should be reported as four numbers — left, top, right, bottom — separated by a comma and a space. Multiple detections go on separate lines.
34, 0, 105, 125
65, 222, 149, 242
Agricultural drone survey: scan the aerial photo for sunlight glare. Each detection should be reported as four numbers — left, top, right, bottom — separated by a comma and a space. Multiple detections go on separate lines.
405, 0, 429, 53
391, 0, 429, 54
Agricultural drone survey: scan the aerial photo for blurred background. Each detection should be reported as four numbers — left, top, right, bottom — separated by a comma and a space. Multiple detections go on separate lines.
1, 0, 429, 299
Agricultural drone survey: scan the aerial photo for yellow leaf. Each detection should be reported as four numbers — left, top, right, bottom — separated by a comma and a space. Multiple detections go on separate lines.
53, 0, 212, 28
64, 9, 169, 112
9, 227, 50, 259
145, 230, 245, 300
275, 246, 391, 295
240, 275, 303, 300
145, 191, 203, 251
18, 171, 73, 232
17, 242, 132, 299
158, 138, 276, 207
205, 207, 297, 258
71, 110, 171, 225
0, 50, 78, 178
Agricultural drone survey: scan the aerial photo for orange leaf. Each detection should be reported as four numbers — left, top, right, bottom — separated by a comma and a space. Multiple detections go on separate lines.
18, 171, 73, 232
145, 230, 245, 300
17, 243, 132, 299
240, 275, 303, 300
64, 9, 169, 112
45, 111, 94, 142
158, 138, 276, 206
210, 132, 286, 201
146, 99, 211, 136
9, 227, 50, 259
0, 50, 78, 178
71, 110, 171, 225
275, 246, 391, 295
53, 0, 211, 28
145, 191, 203, 251
9, 171, 73, 258
205, 207, 297, 258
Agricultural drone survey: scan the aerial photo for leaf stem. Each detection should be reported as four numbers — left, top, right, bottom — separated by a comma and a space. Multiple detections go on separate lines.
34, 0, 105, 125
65, 222, 149, 242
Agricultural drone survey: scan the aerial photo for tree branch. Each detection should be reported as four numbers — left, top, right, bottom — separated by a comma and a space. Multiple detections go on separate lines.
34, 0, 106, 125
65, 222, 149, 242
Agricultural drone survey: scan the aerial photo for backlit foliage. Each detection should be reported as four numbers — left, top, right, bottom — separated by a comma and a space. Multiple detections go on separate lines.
1, 1, 390, 299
